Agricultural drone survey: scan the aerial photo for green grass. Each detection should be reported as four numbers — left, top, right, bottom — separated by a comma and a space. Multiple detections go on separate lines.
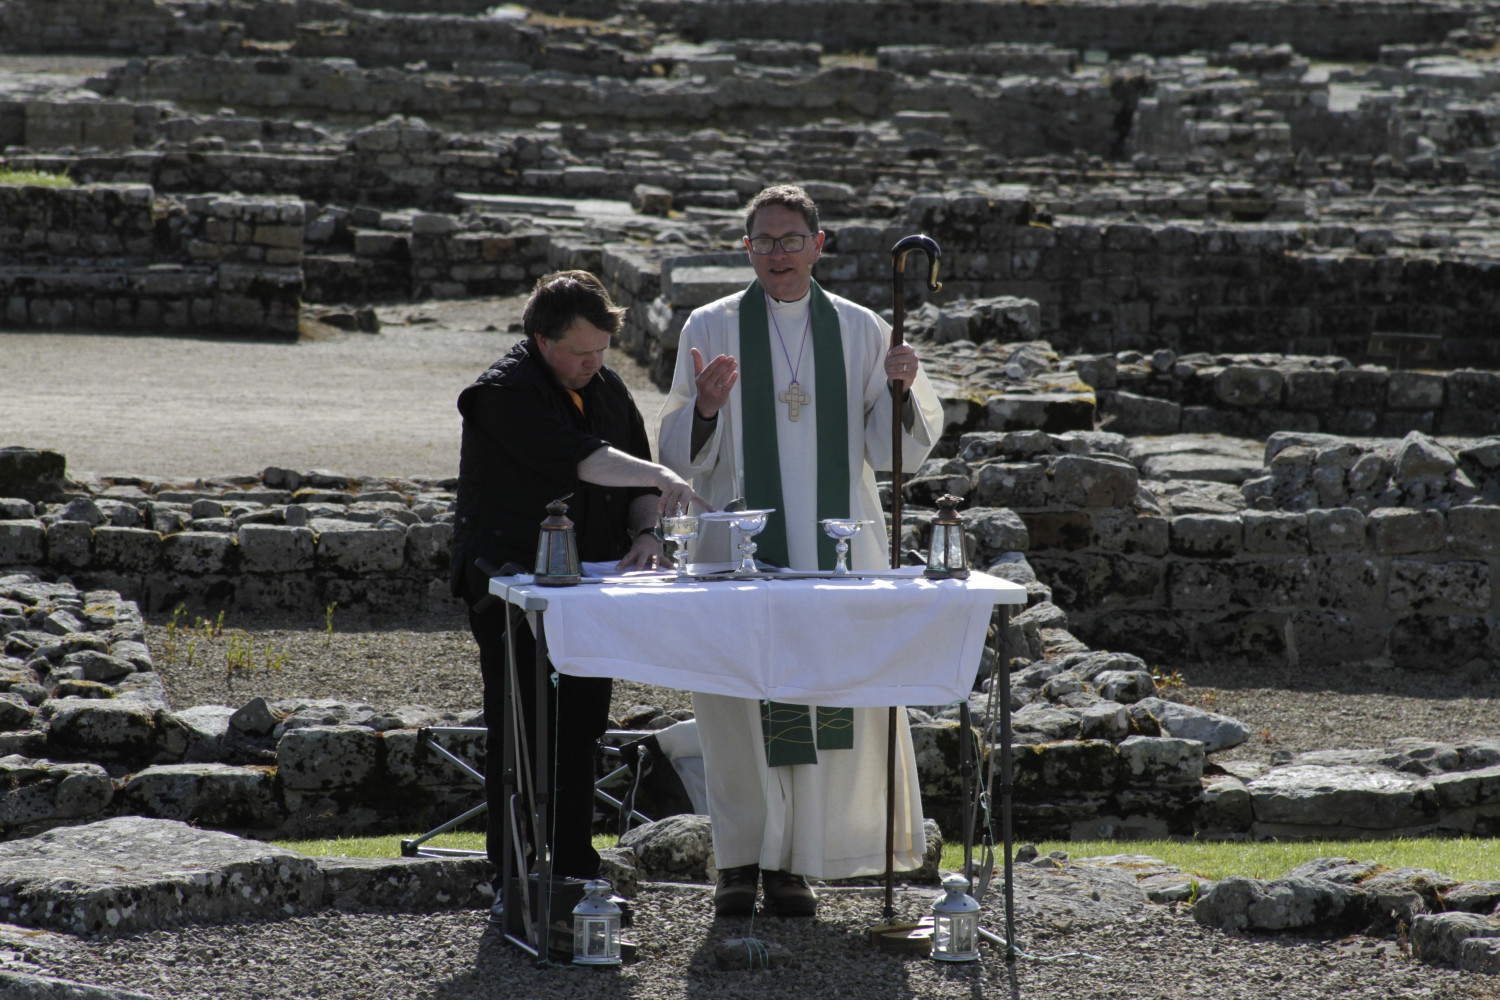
277, 833, 1500, 884
0, 168, 73, 187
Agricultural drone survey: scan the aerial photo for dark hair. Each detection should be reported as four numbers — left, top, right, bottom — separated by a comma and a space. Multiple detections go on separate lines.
522, 270, 627, 342
744, 184, 820, 236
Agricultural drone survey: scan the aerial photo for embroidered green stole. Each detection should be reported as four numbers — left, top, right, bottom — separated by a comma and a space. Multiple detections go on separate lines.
739, 278, 856, 767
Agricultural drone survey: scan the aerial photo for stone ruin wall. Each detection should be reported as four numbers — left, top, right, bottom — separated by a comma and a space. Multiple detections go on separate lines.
6, 182, 1500, 369
0, 0, 1476, 62
0, 185, 302, 334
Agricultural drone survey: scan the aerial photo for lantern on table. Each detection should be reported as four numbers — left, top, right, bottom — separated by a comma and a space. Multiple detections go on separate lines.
930, 873, 981, 962
534, 495, 581, 587
572, 880, 623, 965
923, 494, 971, 580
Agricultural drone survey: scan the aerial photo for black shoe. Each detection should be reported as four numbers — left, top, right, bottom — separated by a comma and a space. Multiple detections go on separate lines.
762, 869, 816, 917
714, 863, 760, 917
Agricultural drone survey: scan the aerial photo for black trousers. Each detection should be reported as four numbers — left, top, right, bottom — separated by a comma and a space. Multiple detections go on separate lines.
470, 604, 612, 880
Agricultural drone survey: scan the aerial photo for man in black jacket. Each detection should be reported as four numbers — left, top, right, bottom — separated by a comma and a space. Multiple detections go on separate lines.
451, 270, 702, 894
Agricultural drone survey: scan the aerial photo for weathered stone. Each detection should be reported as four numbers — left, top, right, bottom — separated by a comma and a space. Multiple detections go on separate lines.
0, 816, 324, 935
92, 527, 161, 574
42, 697, 163, 764
1117, 735, 1204, 788
619, 813, 715, 881
319, 855, 492, 911
1212, 365, 1282, 408
314, 522, 405, 574
1129, 697, 1249, 752
1306, 507, 1365, 553
0, 756, 113, 832
1387, 559, 1490, 613
0, 448, 67, 503
238, 524, 315, 573
1051, 454, 1138, 507
1168, 514, 1241, 557
161, 531, 236, 574
59, 649, 136, 683
971, 461, 1049, 507
275, 724, 380, 790
44, 520, 92, 568
1411, 911, 1500, 968
1366, 507, 1445, 555
119, 762, 283, 829
1194, 875, 1366, 933
1247, 764, 1432, 831
1241, 510, 1308, 554
0, 521, 45, 565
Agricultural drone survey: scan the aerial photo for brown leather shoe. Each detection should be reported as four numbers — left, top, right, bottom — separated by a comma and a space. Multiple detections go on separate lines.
762, 869, 817, 917
714, 863, 759, 917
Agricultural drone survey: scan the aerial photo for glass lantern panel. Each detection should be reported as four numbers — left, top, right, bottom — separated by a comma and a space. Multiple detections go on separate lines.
945, 531, 966, 569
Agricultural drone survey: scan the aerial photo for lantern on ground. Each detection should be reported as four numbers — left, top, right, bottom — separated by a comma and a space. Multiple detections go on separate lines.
534, 495, 581, 587
572, 879, 623, 965
923, 494, 971, 580
930, 873, 981, 962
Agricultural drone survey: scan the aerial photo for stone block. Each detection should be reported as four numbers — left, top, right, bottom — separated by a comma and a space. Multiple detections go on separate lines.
1090, 510, 1168, 556
1387, 370, 1445, 410
404, 521, 453, 573
1169, 514, 1241, 558
119, 763, 284, 830
238, 525, 315, 573
0, 757, 113, 832
1130, 697, 1249, 752
161, 531, 236, 574
1212, 365, 1282, 408
1101, 390, 1180, 434
1309, 556, 1387, 616
0, 520, 44, 565
1051, 454, 1138, 508
0, 816, 324, 936
1307, 508, 1365, 553
1195, 774, 1253, 834
1283, 368, 1336, 410
961, 507, 1029, 560
1010, 739, 1118, 794
1387, 559, 1490, 614
1241, 511, 1308, 554
276, 724, 380, 790
0, 448, 66, 502
985, 393, 1095, 434
1411, 912, 1500, 968
1390, 613, 1489, 670
315, 523, 405, 574
1447, 505, 1500, 557
92, 527, 161, 574
1367, 508, 1446, 555
1117, 736, 1204, 788
1031, 552, 1162, 610
1194, 876, 1366, 934
1248, 763, 1433, 830
971, 462, 1049, 507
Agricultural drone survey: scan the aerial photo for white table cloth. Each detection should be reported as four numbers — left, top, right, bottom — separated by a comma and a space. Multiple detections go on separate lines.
489, 568, 1027, 708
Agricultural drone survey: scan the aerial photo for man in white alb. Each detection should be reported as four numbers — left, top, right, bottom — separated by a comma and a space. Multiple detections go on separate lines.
657, 184, 944, 917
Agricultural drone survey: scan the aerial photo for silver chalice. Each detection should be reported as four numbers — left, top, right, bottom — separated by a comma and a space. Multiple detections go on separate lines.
820, 518, 873, 575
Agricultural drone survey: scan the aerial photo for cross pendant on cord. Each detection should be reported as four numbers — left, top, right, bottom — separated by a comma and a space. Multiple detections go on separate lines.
779, 381, 811, 421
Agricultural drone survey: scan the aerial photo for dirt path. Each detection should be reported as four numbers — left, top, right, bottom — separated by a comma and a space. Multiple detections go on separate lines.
0, 296, 670, 483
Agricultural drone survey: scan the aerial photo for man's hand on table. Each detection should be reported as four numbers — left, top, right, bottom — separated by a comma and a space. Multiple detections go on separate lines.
616, 533, 666, 572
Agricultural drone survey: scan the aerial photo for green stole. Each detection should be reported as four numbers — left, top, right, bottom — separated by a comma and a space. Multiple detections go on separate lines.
739, 278, 856, 767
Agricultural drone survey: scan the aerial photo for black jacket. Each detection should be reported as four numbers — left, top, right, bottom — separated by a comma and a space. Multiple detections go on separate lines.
450, 338, 656, 604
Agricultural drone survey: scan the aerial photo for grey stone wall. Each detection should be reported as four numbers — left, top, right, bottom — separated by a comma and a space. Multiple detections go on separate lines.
645, 0, 1473, 61
937, 428, 1500, 671
0, 185, 302, 335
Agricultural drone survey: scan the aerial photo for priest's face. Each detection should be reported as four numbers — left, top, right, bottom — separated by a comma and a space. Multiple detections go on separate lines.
536, 317, 611, 390
746, 204, 824, 302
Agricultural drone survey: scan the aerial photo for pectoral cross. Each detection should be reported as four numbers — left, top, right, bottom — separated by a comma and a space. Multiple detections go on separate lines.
778, 380, 811, 421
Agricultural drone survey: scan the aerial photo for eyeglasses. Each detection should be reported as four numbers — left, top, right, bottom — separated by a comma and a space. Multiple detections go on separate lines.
746, 233, 817, 255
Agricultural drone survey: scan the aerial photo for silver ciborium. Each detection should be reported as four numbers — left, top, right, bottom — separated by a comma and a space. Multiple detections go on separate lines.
659, 507, 699, 581
699, 508, 775, 574
820, 518, 873, 575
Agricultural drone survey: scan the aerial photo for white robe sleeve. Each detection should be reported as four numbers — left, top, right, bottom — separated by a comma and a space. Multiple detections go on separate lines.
658, 307, 726, 477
